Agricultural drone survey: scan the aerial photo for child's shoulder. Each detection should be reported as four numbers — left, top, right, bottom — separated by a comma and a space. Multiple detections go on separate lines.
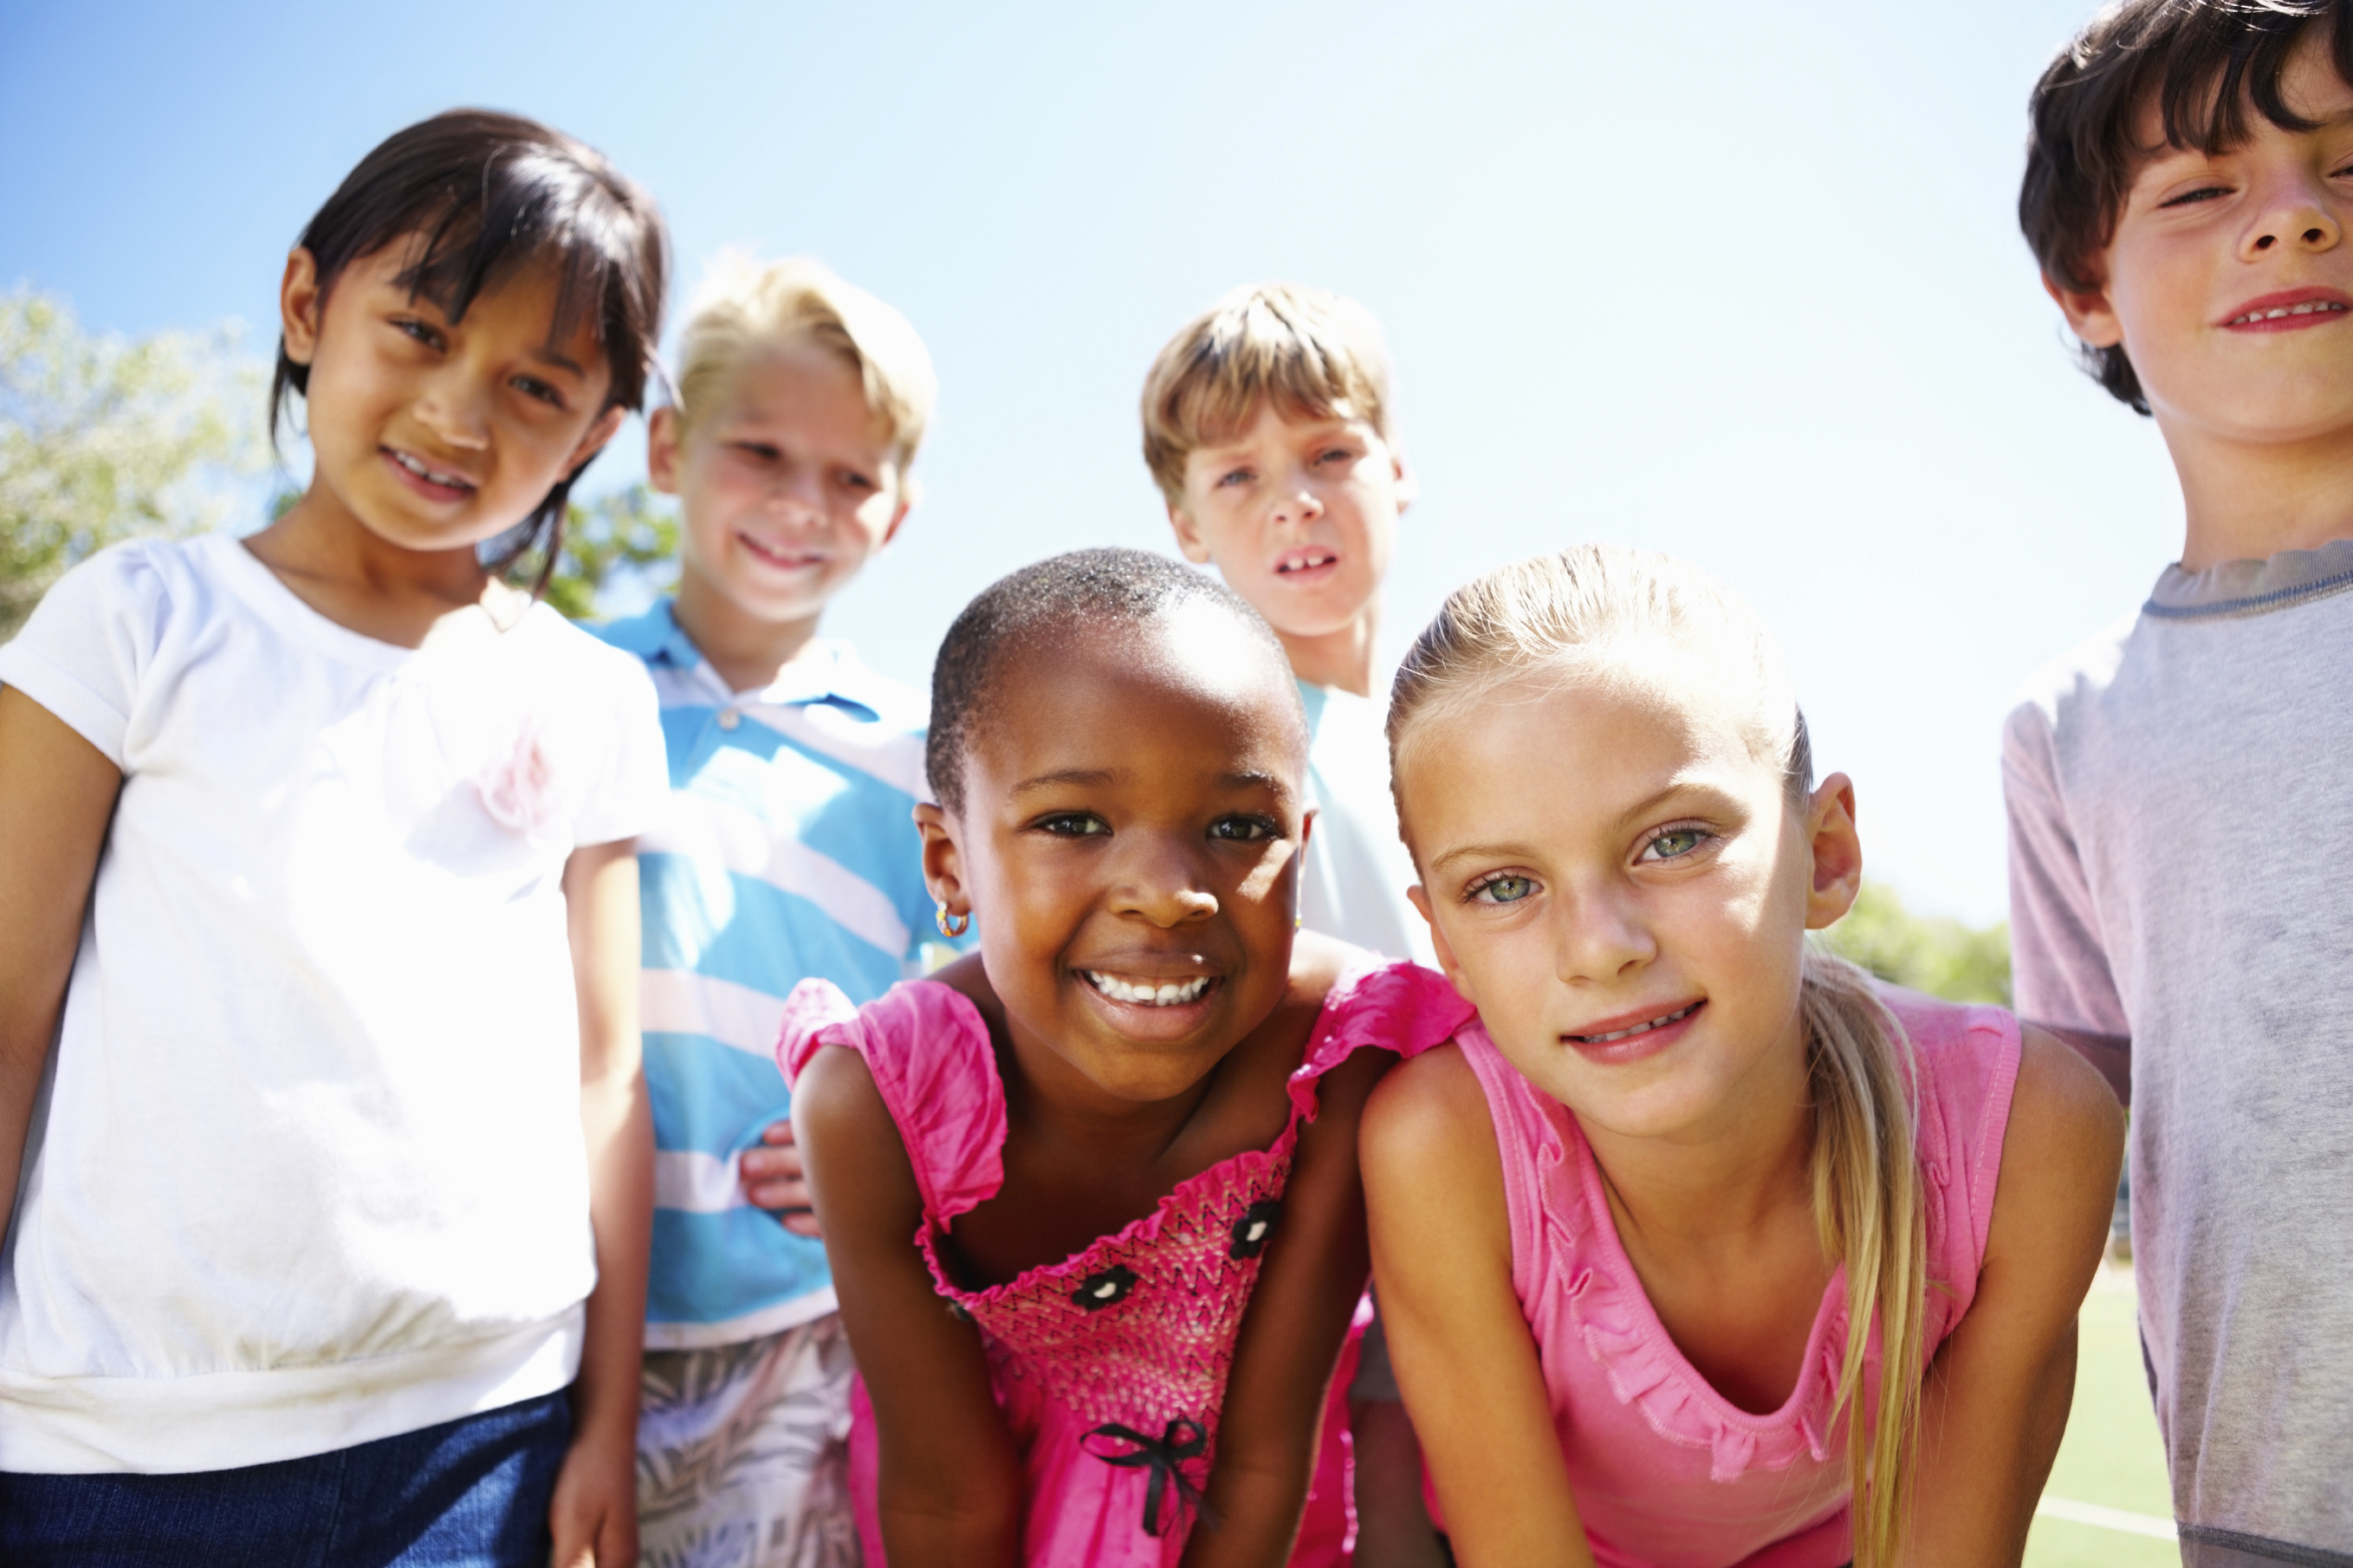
589, 610, 929, 739
810, 640, 931, 735
1292, 940, 1476, 1072
779, 972, 984, 1079
1876, 982, 2016, 1056
520, 596, 658, 677
26, 531, 241, 631
0, 535, 263, 756
778, 972, 1002, 1220
2005, 607, 2142, 738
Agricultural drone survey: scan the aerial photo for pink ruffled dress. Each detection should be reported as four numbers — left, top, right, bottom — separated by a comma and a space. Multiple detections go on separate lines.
1446, 987, 2021, 1568
778, 961, 1474, 1568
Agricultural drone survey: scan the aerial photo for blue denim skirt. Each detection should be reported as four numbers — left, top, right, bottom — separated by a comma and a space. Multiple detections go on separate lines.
0, 1389, 570, 1567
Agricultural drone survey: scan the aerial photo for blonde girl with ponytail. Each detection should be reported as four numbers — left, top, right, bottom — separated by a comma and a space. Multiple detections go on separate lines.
1361, 546, 2122, 1567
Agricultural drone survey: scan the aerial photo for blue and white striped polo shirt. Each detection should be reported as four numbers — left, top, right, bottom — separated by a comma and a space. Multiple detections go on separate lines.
597, 601, 945, 1348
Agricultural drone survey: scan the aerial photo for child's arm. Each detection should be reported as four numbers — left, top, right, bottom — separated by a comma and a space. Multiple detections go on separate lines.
1183, 1048, 1397, 1568
549, 839, 656, 1568
1907, 1024, 2124, 1565
1360, 1046, 1598, 1568
793, 1043, 1023, 1566
0, 689, 121, 1239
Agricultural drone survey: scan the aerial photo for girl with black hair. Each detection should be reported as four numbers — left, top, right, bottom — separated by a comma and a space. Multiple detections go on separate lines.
785, 548, 1471, 1567
0, 110, 670, 1565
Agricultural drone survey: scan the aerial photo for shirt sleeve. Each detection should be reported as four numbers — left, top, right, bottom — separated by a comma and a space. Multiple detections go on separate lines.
2001, 700, 2129, 1040
572, 647, 670, 847
0, 542, 171, 769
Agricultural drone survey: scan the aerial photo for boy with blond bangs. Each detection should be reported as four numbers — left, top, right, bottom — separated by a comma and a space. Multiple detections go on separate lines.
596, 256, 946, 1568
1143, 282, 1433, 971
2013, 3, 2353, 1561
1142, 282, 1441, 1568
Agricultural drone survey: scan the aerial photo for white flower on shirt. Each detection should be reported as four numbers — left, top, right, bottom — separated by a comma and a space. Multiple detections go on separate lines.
476, 718, 561, 839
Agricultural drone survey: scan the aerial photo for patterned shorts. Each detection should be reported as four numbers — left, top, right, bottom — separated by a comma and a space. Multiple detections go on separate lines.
637, 1314, 860, 1568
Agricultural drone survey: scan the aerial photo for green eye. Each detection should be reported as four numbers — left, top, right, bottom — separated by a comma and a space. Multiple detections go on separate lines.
1643, 829, 1709, 861
1470, 875, 1534, 904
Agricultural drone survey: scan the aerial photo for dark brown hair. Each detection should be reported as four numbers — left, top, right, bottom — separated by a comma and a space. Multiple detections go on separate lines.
2021, 0, 2353, 411
271, 109, 670, 588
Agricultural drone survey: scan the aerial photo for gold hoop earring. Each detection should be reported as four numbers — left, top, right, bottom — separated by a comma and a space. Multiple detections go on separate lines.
936, 902, 971, 939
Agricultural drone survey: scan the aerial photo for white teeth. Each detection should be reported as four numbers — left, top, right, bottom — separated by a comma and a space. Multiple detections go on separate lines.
742, 536, 818, 567
2230, 301, 2346, 324
1086, 972, 1212, 1007
1572, 1001, 1699, 1045
392, 450, 468, 487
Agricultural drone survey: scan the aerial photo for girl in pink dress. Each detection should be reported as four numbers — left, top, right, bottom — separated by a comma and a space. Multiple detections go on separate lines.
783, 548, 1470, 1568
1363, 547, 2126, 1568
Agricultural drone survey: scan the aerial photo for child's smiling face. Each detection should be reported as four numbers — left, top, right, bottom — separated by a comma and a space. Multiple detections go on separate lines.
2053, 30, 2353, 446
654, 339, 910, 645
1397, 660, 1860, 1145
283, 241, 622, 557
922, 600, 1312, 1105
1167, 401, 1410, 649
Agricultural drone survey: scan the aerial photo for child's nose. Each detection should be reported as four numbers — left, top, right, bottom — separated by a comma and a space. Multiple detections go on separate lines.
763, 468, 826, 522
1271, 486, 1325, 526
2242, 185, 2342, 258
1553, 890, 1657, 984
1108, 841, 1219, 927
414, 368, 493, 450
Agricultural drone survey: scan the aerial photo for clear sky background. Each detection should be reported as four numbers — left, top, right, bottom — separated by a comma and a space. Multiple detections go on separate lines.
0, 0, 2184, 925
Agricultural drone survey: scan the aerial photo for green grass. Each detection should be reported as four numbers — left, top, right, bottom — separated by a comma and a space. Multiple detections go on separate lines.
2023, 1266, 2175, 1568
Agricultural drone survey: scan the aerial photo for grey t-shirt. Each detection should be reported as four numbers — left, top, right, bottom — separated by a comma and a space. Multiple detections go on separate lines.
2004, 541, 2353, 1565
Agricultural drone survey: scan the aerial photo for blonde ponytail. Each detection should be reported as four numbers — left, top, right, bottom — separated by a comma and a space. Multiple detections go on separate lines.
1799, 949, 1925, 1567
1389, 545, 1926, 1566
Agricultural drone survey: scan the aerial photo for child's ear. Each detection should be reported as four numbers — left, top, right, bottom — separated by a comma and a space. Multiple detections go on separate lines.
1801, 772, 1864, 930
1165, 500, 1215, 566
646, 406, 684, 496
877, 475, 917, 550
2044, 269, 2126, 350
281, 248, 325, 366
1390, 447, 1419, 513
915, 802, 970, 921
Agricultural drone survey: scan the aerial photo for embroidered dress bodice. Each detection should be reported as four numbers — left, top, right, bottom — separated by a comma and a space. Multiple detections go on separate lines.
780, 961, 1474, 1566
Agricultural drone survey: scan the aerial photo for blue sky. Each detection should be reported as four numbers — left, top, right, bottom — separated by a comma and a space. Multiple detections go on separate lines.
0, 0, 2181, 924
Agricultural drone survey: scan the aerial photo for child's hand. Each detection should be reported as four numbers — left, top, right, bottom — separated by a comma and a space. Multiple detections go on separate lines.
548, 1420, 638, 1568
742, 1118, 821, 1237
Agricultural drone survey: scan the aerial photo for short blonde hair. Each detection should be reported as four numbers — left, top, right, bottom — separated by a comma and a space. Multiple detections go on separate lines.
1140, 282, 1394, 508
671, 253, 937, 476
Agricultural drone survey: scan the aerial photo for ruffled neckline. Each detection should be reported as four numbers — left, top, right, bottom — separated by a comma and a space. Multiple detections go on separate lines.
1501, 1027, 1874, 1483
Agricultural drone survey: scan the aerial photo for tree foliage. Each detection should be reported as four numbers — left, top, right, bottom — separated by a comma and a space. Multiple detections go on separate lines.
1, 288, 266, 638
1818, 880, 2012, 1005
522, 483, 680, 622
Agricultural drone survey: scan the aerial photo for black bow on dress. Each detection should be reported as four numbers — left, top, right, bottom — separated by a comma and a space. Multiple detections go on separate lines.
1082, 1416, 1210, 1537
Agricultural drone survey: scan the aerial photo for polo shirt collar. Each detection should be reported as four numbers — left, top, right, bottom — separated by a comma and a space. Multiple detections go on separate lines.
645, 599, 882, 721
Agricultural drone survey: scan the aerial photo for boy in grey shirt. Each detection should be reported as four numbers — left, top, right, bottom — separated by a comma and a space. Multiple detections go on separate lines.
2012, 4, 2353, 1564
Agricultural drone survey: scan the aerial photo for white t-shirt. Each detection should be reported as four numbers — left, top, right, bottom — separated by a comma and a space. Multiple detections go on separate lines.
0, 534, 666, 1474
1296, 679, 1436, 967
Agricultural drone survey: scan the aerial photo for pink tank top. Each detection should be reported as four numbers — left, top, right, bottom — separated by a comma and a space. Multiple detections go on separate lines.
1453, 987, 2019, 1568
780, 961, 1475, 1568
